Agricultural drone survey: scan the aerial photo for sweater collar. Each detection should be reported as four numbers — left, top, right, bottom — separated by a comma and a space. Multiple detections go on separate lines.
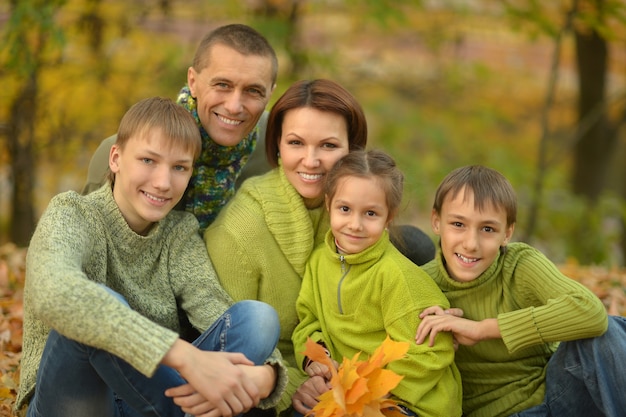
92, 183, 164, 245
253, 165, 328, 276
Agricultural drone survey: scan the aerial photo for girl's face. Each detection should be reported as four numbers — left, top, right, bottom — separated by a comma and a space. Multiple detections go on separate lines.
279, 107, 350, 207
328, 176, 391, 255
431, 186, 514, 282
109, 129, 194, 235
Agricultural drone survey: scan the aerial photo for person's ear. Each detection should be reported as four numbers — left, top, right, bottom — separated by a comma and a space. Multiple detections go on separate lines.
109, 144, 121, 174
430, 209, 441, 236
187, 67, 198, 98
502, 222, 516, 246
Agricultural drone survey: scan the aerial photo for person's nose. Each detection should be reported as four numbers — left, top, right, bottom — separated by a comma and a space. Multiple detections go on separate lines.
152, 166, 171, 191
223, 90, 244, 115
348, 214, 363, 231
462, 229, 479, 251
302, 147, 320, 168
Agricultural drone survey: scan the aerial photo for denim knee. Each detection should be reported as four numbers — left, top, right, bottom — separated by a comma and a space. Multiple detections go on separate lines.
231, 300, 280, 344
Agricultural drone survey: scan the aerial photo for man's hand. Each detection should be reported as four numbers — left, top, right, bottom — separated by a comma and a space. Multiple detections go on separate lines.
163, 339, 260, 417
292, 375, 330, 415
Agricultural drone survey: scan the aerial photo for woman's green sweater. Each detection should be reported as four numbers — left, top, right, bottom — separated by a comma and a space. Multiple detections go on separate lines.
204, 167, 329, 413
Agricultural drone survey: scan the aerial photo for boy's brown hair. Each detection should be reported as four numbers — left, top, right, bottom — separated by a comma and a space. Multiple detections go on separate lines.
433, 165, 517, 227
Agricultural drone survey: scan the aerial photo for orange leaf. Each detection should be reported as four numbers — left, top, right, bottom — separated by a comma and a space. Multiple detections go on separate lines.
303, 338, 336, 373
307, 335, 410, 417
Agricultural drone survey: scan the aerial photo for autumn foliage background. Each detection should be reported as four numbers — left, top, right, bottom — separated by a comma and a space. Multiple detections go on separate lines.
2, 1, 626, 416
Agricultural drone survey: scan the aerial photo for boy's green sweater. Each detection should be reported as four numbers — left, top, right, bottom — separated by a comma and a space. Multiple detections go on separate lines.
422, 242, 608, 417
18, 184, 286, 410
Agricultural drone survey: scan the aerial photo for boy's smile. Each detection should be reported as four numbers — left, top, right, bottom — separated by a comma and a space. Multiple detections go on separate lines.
431, 186, 514, 282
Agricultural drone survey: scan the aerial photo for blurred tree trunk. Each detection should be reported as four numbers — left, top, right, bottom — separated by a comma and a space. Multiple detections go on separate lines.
572, 24, 617, 201
7, 74, 38, 246
2, 0, 64, 246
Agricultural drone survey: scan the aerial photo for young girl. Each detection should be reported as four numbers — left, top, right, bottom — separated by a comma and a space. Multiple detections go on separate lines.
18, 97, 285, 417
291, 149, 462, 417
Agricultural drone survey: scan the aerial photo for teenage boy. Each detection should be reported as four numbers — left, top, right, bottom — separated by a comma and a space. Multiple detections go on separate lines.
416, 165, 626, 417
19, 97, 286, 417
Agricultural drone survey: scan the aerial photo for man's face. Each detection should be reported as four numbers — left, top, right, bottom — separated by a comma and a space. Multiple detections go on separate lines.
188, 43, 275, 147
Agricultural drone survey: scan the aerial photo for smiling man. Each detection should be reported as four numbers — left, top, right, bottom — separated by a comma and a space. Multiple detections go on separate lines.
82, 24, 278, 233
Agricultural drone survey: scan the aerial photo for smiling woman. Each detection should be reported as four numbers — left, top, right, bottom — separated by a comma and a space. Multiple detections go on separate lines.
204, 79, 368, 416
203, 79, 436, 417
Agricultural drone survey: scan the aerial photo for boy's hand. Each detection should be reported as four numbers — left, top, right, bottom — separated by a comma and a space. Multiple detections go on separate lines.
163, 339, 260, 417
416, 308, 501, 348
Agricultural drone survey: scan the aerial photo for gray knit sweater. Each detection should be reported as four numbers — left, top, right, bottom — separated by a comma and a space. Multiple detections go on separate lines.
17, 184, 286, 410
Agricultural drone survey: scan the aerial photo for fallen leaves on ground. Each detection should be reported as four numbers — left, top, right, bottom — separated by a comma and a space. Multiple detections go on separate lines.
0, 243, 625, 416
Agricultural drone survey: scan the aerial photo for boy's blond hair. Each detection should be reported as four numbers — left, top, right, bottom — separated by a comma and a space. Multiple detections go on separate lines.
107, 97, 201, 183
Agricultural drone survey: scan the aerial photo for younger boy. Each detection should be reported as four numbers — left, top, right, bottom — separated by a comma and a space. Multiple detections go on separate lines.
415, 165, 626, 417
19, 97, 286, 416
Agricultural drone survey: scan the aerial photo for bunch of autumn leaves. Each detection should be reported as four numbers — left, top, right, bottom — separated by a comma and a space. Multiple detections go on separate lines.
302, 336, 409, 417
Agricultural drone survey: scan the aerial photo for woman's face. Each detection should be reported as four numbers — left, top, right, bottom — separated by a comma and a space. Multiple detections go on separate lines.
279, 107, 350, 206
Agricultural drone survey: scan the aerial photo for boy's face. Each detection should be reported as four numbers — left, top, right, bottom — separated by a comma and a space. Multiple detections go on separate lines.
187, 43, 275, 147
328, 176, 390, 255
431, 187, 514, 282
109, 129, 194, 235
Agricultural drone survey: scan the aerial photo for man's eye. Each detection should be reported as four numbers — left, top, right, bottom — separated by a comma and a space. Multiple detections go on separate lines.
247, 88, 264, 97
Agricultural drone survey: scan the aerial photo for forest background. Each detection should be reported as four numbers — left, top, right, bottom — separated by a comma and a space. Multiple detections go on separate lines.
1, 0, 626, 415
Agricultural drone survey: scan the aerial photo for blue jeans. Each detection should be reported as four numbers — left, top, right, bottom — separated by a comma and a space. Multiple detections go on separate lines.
512, 315, 626, 417
27, 299, 280, 417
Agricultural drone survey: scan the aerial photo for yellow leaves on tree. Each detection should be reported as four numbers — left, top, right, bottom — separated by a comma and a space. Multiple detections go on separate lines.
302, 336, 409, 417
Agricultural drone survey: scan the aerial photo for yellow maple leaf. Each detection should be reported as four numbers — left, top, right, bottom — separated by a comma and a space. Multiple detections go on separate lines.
302, 335, 409, 417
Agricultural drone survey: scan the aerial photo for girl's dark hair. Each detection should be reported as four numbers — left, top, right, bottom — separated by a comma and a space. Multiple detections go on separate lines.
324, 149, 404, 221
265, 79, 368, 167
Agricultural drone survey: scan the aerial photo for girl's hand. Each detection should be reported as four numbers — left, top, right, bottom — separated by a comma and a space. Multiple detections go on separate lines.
305, 359, 338, 381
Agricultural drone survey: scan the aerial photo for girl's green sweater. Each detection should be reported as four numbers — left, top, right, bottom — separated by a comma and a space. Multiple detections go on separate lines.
293, 230, 462, 417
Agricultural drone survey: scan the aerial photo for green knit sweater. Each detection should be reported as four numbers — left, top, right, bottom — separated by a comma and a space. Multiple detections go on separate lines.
18, 184, 286, 410
204, 166, 329, 414
293, 230, 462, 417
421, 242, 609, 417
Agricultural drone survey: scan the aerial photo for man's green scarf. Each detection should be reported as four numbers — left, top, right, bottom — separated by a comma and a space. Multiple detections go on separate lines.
176, 85, 258, 234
